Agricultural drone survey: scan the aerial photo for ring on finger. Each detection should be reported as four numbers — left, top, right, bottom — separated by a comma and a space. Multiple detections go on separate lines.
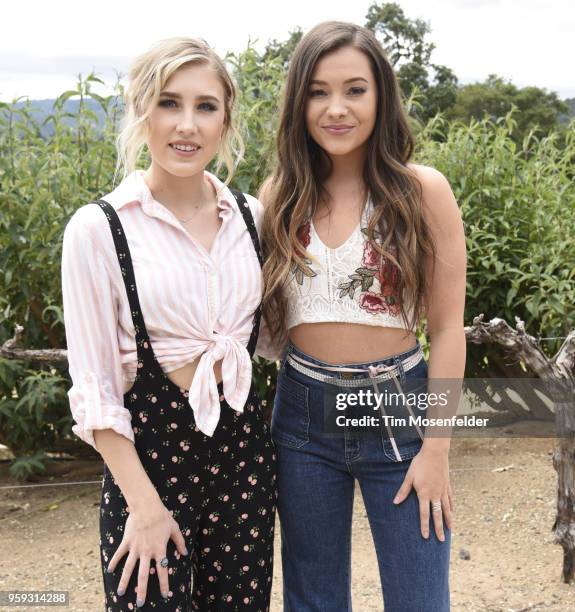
159, 557, 169, 568
431, 500, 442, 513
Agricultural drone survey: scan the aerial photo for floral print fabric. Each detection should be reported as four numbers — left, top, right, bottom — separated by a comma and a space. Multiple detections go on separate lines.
100, 388, 277, 612
94, 196, 277, 611
338, 235, 401, 317
285, 198, 411, 330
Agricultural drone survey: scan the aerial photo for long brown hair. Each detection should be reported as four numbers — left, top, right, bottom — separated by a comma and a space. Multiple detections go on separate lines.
261, 21, 435, 338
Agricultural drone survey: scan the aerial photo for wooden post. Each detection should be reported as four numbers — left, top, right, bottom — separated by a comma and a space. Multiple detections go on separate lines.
465, 314, 575, 583
3, 317, 575, 581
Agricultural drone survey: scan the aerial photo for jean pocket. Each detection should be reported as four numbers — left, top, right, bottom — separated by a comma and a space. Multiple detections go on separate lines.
382, 437, 423, 462
396, 358, 429, 417
401, 357, 428, 387
381, 367, 427, 461
271, 369, 310, 449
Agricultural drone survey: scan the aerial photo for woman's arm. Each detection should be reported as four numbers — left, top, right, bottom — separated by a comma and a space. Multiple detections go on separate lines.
393, 165, 467, 541
62, 206, 170, 507
92, 430, 163, 510
62, 206, 136, 451
62, 206, 187, 604
419, 165, 467, 452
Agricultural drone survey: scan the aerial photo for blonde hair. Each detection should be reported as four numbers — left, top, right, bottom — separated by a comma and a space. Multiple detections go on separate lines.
115, 37, 243, 183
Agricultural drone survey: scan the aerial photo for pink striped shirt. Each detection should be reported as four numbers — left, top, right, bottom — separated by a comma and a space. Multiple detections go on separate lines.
61, 170, 281, 451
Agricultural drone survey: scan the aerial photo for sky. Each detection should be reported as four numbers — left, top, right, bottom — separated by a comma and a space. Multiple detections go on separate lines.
1, 0, 573, 102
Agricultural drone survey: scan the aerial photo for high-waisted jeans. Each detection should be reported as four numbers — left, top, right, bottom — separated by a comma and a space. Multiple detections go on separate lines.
271, 340, 451, 612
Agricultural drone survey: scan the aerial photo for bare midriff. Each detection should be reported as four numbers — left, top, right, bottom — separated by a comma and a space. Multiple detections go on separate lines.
120, 325, 416, 393
289, 323, 417, 364
123, 359, 223, 393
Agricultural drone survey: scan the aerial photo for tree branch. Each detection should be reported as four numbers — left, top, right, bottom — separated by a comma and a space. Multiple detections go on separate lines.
1, 324, 67, 364
464, 313, 572, 379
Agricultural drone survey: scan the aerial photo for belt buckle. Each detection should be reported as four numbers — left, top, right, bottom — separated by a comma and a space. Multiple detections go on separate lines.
340, 372, 354, 380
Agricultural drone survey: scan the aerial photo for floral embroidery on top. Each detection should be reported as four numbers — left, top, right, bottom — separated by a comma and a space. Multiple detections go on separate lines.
292, 221, 317, 285
337, 227, 401, 316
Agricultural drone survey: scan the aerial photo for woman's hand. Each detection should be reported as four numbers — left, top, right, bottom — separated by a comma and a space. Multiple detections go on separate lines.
392, 446, 454, 541
106, 499, 188, 607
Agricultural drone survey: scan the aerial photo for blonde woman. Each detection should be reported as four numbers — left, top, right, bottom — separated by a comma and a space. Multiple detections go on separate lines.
261, 22, 466, 611
62, 38, 276, 611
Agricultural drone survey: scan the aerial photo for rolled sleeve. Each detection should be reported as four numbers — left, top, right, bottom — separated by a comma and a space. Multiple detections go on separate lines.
255, 316, 287, 362
243, 193, 287, 362
69, 372, 134, 449
62, 205, 134, 451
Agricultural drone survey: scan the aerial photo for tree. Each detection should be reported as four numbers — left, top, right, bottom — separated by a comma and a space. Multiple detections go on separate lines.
254, 3, 459, 122
364, 1, 458, 121
262, 28, 303, 70
559, 98, 575, 124
448, 74, 569, 140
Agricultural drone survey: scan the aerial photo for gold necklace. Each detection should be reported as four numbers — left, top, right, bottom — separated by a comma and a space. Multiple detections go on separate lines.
177, 202, 208, 224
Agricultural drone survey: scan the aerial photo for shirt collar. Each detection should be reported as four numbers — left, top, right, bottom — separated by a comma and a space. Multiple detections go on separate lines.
106, 170, 237, 221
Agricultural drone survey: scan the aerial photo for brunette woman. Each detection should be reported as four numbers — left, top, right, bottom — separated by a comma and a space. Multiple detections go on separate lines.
260, 21, 466, 612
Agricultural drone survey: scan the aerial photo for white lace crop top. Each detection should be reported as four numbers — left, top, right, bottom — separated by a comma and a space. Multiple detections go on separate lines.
284, 197, 415, 331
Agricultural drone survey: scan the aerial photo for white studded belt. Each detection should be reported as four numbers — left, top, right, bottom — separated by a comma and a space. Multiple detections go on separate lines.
285, 345, 426, 461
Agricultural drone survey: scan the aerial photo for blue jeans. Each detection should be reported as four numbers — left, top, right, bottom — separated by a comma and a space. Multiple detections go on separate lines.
271, 340, 451, 612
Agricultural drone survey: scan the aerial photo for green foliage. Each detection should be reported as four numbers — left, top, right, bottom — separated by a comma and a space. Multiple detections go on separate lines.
417, 111, 575, 375
0, 72, 121, 347
0, 41, 573, 477
559, 97, 575, 124
225, 46, 286, 414
448, 74, 570, 142
225, 46, 284, 192
0, 359, 70, 454
364, 3, 568, 133
262, 28, 303, 71
0, 73, 122, 474
365, 2, 459, 121
365, 1, 434, 67
9, 451, 49, 480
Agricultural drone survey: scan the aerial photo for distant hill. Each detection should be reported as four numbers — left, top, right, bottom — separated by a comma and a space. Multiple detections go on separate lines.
4, 97, 122, 137
4, 95, 575, 133
559, 97, 575, 124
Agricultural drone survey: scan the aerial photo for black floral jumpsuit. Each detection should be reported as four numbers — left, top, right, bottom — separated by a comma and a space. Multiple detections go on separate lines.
95, 191, 277, 611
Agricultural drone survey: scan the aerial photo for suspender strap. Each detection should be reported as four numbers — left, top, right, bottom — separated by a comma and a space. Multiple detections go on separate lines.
93, 189, 263, 364
92, 199, 156, 369
229, 189, 263, 358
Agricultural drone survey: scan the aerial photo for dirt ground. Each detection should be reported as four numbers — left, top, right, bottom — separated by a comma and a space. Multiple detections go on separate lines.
1, 433, 574, 612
